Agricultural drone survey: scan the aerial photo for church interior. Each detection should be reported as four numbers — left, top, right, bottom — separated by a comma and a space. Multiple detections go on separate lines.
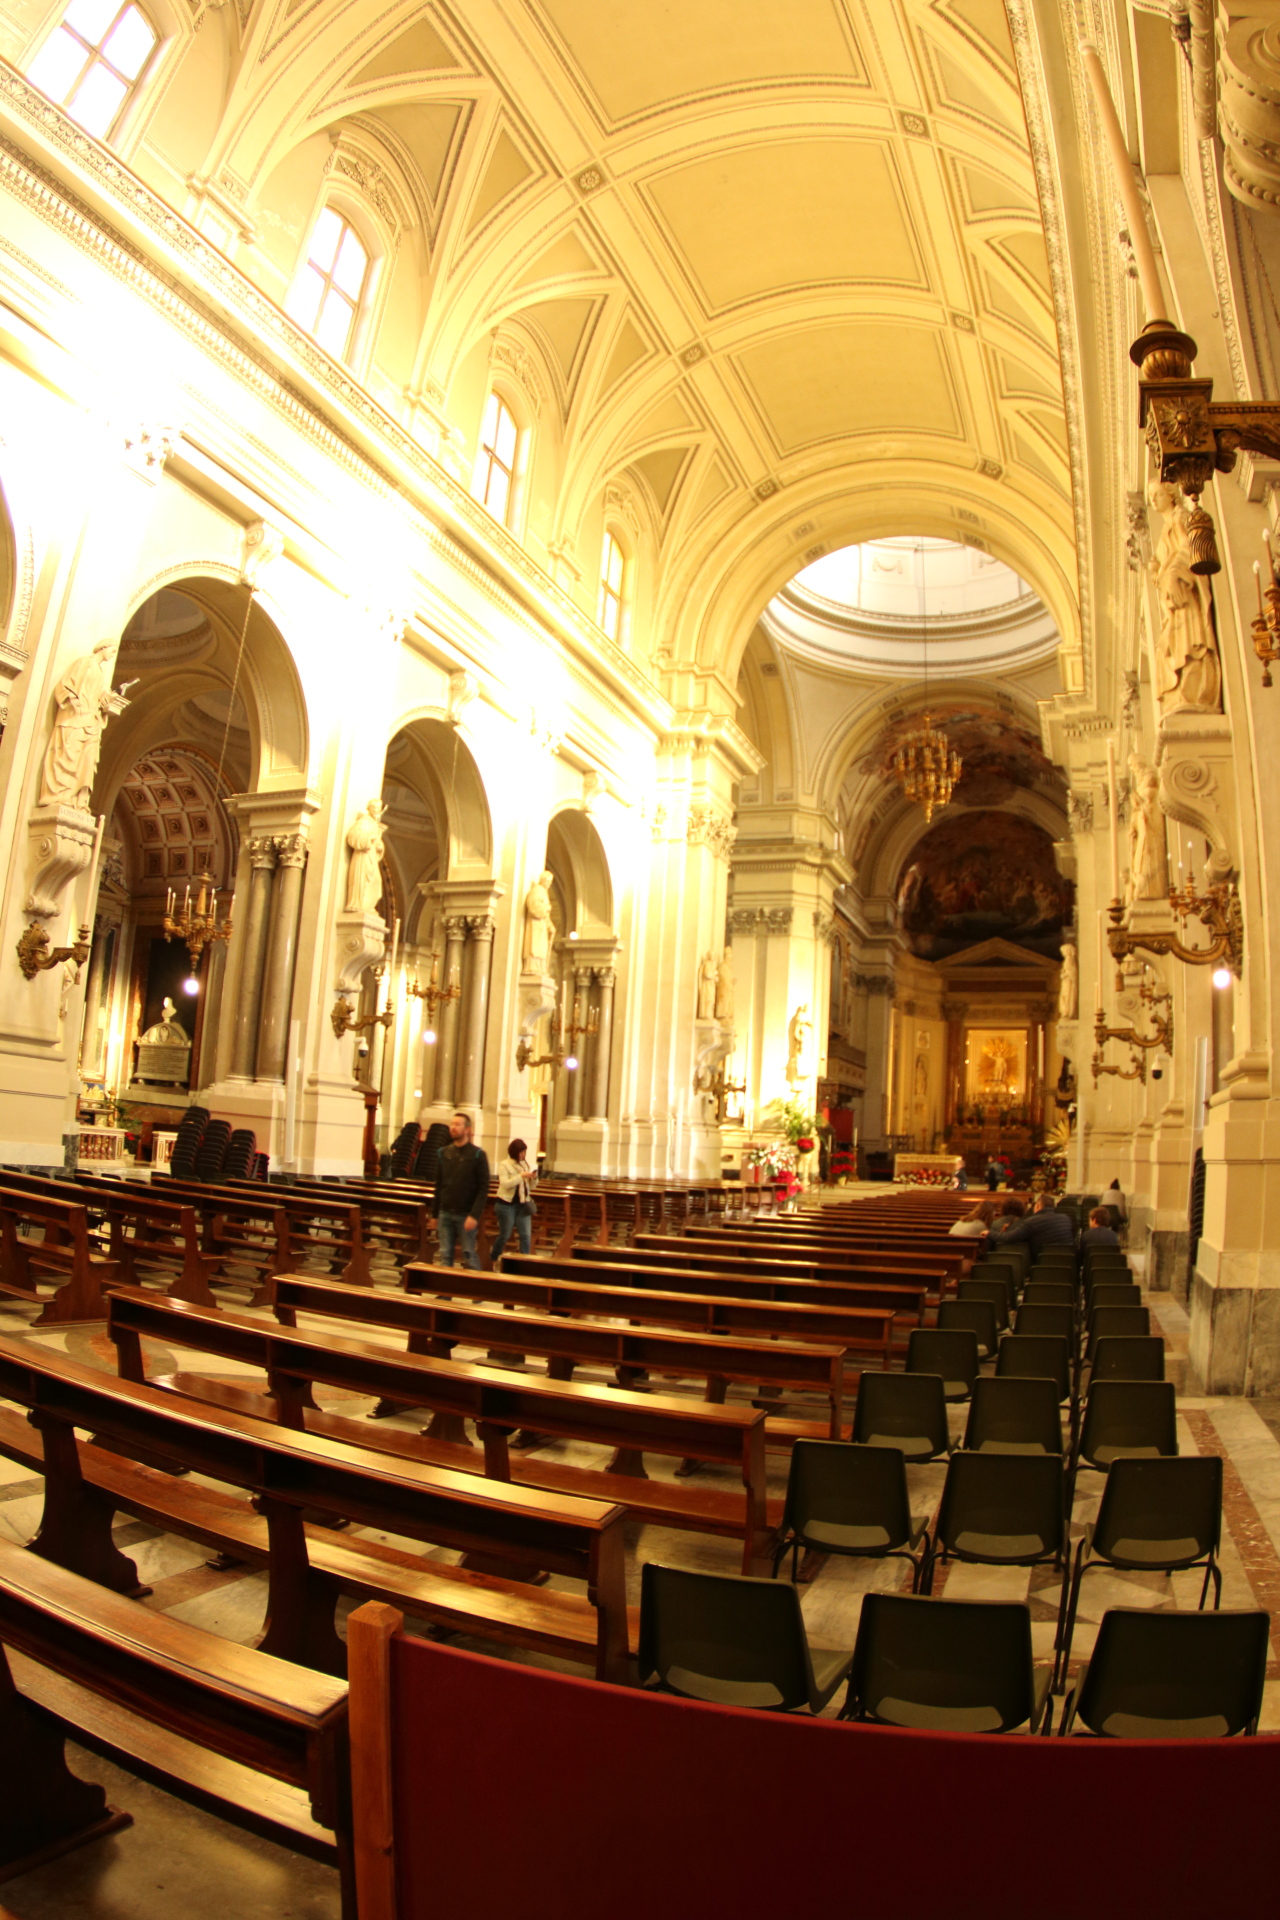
0, 0, 1279, 1912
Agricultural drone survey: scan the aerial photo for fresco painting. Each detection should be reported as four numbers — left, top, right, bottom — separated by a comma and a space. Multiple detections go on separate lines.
896, 810, 1072, 959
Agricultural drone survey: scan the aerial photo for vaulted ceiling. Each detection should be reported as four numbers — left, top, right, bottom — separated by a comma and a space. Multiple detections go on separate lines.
141, 0, 1077, 679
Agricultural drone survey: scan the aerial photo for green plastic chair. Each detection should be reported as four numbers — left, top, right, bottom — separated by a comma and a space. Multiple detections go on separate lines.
1060, 1607, 1268, 1737
842, 1594, 1053, 1733
639, 1563, 853, 1713
771, 1441, 929, 1586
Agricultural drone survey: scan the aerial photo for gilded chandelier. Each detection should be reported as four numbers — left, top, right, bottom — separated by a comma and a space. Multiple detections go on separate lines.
163, 871, 232, 975
891, 713, 962, 825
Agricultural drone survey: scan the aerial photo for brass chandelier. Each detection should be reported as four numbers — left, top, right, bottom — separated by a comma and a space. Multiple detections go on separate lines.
891, 549, 961, 823
891, 714, 962, 824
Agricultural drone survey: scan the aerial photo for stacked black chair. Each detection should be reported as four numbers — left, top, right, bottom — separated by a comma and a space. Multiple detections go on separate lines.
388, 1123, 422, 1179
193, 1118, 232, 1182
413, 1121, 452, 1181
249, 1151, 270, 1181
222, 1128, 258, 1180
168, 1106, 210, 1179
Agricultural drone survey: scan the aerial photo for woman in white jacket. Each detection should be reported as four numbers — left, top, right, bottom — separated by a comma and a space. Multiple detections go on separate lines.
492, 1138, 536, 1263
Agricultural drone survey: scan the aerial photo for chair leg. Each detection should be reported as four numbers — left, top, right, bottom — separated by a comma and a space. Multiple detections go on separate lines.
1053, 1542, 1088, 1693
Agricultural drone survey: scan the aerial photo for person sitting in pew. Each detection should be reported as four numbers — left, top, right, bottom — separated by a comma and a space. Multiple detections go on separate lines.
994, 1192, 1075, 1255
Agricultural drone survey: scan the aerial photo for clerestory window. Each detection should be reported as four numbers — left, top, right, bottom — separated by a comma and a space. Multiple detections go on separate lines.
26, 0, 159, 140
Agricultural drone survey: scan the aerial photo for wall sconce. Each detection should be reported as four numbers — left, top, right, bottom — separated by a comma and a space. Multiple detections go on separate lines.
17, 922, 92, 981
1106, 881, 1242, 983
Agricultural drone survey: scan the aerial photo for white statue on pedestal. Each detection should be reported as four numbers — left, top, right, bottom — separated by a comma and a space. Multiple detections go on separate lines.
38, 640, 128, 810
1148, 483, 1221, 714
1057, 941, 1078, 1022
522, 870, 554, 971
345, 800, 386, 915
696, 951, 716, 1020
1127, 751, 1170, 900
787, 1004, 811, 1084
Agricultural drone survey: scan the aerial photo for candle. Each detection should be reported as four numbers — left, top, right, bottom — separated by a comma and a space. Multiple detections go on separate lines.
1256, 560, 1266, 615
1187, 840, 1196, 889
1079, 43, 1171, 323
1097, 911, 1106, 1010
1106, 739, 1119, 902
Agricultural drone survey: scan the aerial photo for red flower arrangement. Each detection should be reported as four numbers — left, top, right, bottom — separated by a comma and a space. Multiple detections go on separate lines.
796, 1136, 815, 1153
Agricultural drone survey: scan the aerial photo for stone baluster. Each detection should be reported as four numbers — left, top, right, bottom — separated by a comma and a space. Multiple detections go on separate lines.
229, 836, 278, 1080
256, 832, 308, 1081
587, 966, 615, 1121
567, 965, 591, 1118
432, 915, 467, 1105
456, 916, 495, 1110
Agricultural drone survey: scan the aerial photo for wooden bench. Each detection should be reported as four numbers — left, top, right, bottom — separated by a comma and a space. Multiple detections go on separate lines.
405, 1260, 902, 1371
0, 1171, 219, 1308
154, 1175, 374, 1294
92, 1174, 294, 1298
0, 1183, 120, 1324
0, 1534, 352, 1903
106, 1286, 776, 1576
0, 1333, 630, 1683
628, 1234, 954, 1290
270, 1272, 847, 1442
507, 1252, 916, 1348
255, 1177, 432, 1267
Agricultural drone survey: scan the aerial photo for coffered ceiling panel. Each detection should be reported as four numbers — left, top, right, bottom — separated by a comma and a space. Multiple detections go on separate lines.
534, 0, 865, 122
734, 321, 961, 453
642, 138, 925, 312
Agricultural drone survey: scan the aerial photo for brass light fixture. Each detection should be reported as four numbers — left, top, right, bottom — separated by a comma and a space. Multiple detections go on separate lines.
1251, 537, 1280, 687
163, 871, 232, 976
405, 948, 460, 1042
891, 542, 961, 823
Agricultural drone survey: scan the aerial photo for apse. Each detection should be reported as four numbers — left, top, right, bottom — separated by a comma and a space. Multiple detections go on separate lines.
896, 810, 1073, 961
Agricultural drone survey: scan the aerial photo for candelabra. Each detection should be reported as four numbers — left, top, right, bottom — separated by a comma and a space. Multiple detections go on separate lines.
515, 1007, 581, 1076
405, 949, 460, 1039
330, 997, 394, 1041
1106, 880, 1242, 982
1251, 542, 1280, 686
1094, 982, 1174, 1057
163, 872, 232, 975
16, 921, 92, 981
1092, 1041, 1146, 1085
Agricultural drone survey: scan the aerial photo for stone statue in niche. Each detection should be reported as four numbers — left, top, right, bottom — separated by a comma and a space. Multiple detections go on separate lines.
522, 870, 554, 971
1057, 940, 1078, 1022
715, 951, 735, 1025
344, 800, 386, 916
1127, 751, 1170, 900
697, 951, 717, 1021
786, 1003, 812, 1085
1147, 483, 1222, 714
38, 640, 130, 810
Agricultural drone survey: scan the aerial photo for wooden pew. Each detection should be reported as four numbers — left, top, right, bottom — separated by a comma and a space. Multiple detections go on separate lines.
92, 1174, 294, 1298
506, 1253, 918, 1347
0, 1170, 219, 1308
0, 1534, 352, 1904
105, 1286, 776, 1576
153, 1174, 374, 1293
0, 1333, 630, 1682
627, 1234, 955, 1289
406, 1260, 903, 1369
271, 1272, 848, 1442
0, 1184, 120, 1324
256, 1177, 432, 1266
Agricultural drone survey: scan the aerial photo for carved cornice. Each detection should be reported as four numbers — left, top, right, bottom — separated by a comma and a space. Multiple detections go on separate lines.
726, 906, 792, 935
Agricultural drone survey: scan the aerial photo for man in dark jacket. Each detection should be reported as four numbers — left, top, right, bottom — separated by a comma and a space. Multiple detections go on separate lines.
999, 1192, 1075, 1255
433, 1111, 490, 1269
1080, 1206, 1121, 1250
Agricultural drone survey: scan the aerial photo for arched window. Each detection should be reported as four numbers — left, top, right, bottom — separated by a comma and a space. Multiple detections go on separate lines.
289, 207, 371, 360
26, 0, 158, 140
473, 392, 520, 525
598, 528, 627, 641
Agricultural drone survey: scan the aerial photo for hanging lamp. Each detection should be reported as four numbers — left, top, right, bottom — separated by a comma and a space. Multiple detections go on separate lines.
890, 540, 962, 823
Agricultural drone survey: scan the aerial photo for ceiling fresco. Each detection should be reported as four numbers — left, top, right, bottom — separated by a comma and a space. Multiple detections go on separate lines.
896, 808, 1072, 959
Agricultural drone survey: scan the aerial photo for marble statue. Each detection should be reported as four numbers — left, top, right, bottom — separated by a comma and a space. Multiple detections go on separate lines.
697, 951, 717, 1020
38, 640, 128, 810
522, 870, 554, 971
714, 951, 735, 1025
1057, 940, 1078, 1022
344, 800, 386, 915
1148, 483, 1221, 714
1127, 751, 1170, 900
787, 1003, 812, 1084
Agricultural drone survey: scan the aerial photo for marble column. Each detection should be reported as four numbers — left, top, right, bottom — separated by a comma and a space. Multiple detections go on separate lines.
566, 965, 591, 1119
78, 918, 114, 1077
456, 915, 494, 1110
432, 915, 467, 1106
587, 966, 615, 1121
229, 837, 277, 1080
256, 832, 308, 1082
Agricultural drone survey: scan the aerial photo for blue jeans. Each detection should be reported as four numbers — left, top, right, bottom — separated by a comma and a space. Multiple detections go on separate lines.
436, 1211, 478, 1269
492, 1200, 532, 1263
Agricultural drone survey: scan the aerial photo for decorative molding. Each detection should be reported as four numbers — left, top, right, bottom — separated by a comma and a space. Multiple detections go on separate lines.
1067, 790, 1094, 835
812, 910, 840, 946
120, 420, 179, 482
687, 806, 736, 861
240, 518, 284, 588
447, 670, 478, 726
726, 906, 792, 935
491, 331, 547, 419
25, 804, 96, 919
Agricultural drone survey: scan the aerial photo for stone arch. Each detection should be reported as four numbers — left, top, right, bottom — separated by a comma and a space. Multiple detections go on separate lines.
380, 717, 494, 937
546, 808, 614, 936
